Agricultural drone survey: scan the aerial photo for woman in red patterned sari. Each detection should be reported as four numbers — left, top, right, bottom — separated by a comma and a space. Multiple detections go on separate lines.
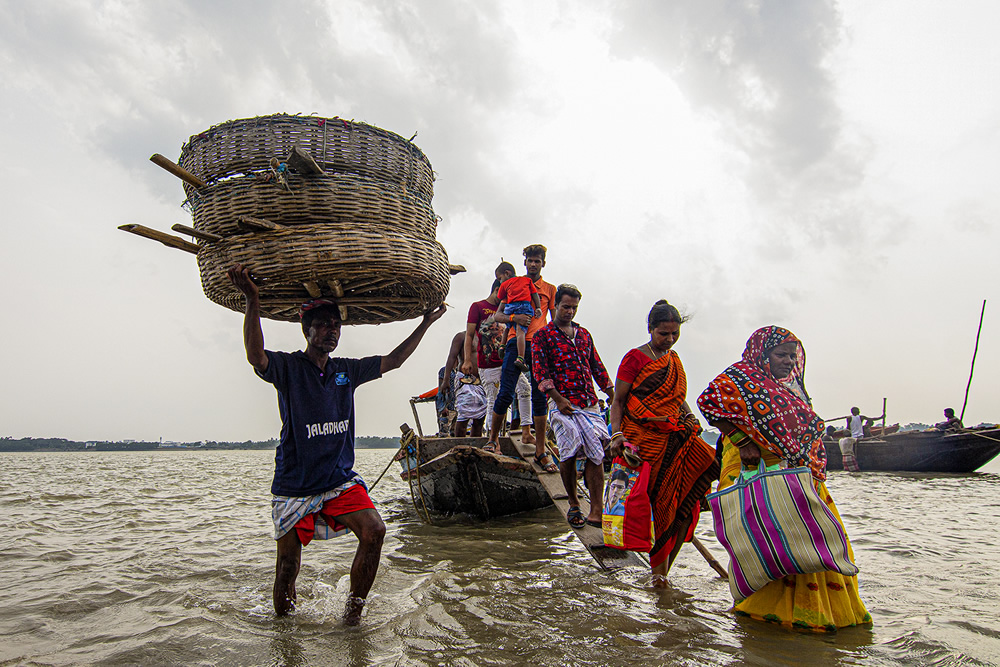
697, 326, 871, 630
608, 301, 720, 586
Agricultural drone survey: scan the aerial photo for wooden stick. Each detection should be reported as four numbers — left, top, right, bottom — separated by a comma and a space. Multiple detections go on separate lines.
961, 300, 987, 423
302, 281, 322, 298
170, 223, 222, 243
237, 215, 284, 232
408, 401, 424, 439
339, 305, 349, 322
286, 146, 324, 175
448, 264, 466, 275
326, 278, 345, 297
149, 154, 207, 189
118, 224, 200, 255
691, 536, 728, 579
882, 397, 887, 433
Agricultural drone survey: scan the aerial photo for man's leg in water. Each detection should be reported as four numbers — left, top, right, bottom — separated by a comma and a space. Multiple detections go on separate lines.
329, 507, 386, 625
274, 530, 302, 615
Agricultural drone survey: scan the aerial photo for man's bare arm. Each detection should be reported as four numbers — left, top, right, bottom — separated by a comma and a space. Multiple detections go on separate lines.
381, 305, 447, 374
228, 264, 268, 373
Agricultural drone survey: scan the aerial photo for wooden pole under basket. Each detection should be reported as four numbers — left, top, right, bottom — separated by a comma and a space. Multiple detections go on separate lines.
149, 154, 208, 190
118, 224, 200, 254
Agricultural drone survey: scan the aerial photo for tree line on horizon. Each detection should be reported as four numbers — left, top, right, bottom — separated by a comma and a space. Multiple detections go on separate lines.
0, 435, 402, 452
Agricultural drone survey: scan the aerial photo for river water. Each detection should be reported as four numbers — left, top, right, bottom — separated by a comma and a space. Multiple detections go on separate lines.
2, 450, 999, 666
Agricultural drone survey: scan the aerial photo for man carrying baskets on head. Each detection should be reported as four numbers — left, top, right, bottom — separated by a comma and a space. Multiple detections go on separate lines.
228, 264, 445, 625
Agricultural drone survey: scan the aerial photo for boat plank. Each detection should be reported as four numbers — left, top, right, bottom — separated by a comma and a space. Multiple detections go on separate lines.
506, 433, 646, 571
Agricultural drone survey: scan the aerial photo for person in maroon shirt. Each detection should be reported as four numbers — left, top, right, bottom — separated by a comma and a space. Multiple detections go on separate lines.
462, 278, 534, 443
531, 284, 614, 528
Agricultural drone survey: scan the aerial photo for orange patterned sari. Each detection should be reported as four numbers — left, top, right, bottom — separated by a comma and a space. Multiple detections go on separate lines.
622, 351, 720, 568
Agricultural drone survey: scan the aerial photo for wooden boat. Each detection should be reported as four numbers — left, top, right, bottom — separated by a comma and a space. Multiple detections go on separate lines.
396, 432, 552, 519
394, 425, 650, 571
826, 427, 1000, 473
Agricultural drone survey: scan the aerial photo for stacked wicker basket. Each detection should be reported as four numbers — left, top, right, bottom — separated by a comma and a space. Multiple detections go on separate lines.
136, 114, 457, 324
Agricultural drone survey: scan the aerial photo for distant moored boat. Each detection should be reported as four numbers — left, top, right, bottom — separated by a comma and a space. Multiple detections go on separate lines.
826, 427, 1000, 473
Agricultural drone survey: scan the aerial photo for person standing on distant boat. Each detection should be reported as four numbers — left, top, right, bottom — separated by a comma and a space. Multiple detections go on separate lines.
935, 407, 964, 430
483, 244, 558, 473
227, 264, 445, 625
846, 407, 882, 440
531, 284, 614, 528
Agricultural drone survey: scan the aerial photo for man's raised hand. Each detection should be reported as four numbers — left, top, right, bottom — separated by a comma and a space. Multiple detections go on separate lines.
227, 264, 259, 299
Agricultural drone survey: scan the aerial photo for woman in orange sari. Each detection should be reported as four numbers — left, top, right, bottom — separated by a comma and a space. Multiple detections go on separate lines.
698, 326, 872, 631
608, 300, 720, 586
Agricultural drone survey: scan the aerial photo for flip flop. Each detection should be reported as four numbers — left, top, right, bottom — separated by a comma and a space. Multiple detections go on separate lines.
585, 519, 603, 528
483, 441, 499, 453
566, 506, 586, 529
534, 452, 559, 473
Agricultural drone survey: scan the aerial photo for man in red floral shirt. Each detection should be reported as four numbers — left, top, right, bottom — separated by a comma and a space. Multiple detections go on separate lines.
531, 284, 614, 529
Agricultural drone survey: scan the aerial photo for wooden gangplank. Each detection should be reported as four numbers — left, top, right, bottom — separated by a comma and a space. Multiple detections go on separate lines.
506, 433, 647, 571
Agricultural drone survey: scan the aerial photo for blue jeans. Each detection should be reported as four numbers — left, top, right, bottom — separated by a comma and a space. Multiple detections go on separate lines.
492, 339, 547, 418
504, 301, 534, 333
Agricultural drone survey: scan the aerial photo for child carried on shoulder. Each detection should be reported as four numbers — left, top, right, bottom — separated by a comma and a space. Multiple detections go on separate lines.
494, 261, 542, 372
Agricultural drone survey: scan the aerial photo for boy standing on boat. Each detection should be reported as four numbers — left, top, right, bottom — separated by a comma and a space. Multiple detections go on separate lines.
484, 245, 558, 472
228, 264, 445, 625
530, 283, 614, 528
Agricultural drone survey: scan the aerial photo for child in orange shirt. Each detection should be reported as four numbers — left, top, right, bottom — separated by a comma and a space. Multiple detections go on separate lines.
495, 261, 542, 372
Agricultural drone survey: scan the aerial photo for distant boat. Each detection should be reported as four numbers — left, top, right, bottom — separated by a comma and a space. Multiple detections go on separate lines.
826, 427, 1000, 473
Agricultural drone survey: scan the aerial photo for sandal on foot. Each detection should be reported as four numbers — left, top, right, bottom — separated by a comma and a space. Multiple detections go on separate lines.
514, 356, 530, 372
585, 519, 603, 528
566, 506, 586, 529
483, 441, 499, 453
534, 452, 558, 473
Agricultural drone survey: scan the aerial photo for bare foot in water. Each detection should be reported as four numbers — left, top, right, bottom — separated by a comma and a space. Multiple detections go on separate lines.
343, 596, 366, 626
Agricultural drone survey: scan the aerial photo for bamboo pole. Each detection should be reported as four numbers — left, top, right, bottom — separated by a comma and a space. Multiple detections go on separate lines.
882, 397, 887, 433
170, 223, 222, 243
149, 154, 207, 189
237, 215, 284, 232
960, 300, 987, 422
118, 224, 200, 255
691, 536, 728, 579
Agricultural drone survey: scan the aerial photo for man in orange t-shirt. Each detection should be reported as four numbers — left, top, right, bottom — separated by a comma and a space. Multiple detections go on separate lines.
484, 244, 558, 473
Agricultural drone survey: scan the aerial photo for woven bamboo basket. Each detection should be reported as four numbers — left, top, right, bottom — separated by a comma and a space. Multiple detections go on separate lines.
187, 172, 438, 240
197, 225, 451, 324
178, 114, 434, 203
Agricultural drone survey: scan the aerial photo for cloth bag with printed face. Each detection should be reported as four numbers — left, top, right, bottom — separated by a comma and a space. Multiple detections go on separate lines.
602, 457, 654, 552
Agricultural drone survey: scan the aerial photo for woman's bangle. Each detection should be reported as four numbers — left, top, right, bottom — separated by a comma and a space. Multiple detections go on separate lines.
610, 432, 624, 442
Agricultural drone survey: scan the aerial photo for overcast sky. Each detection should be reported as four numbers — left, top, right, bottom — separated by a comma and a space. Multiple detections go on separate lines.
2, 0, 998, 442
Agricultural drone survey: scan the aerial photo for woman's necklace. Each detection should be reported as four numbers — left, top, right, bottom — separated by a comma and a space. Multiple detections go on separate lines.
644, 342, 665, 360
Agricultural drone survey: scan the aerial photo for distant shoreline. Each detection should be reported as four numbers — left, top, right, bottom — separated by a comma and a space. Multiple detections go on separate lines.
0, 435, 401, 452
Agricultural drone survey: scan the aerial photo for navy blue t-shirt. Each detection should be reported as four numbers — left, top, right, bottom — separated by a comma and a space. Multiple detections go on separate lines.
256, 350, 382, 496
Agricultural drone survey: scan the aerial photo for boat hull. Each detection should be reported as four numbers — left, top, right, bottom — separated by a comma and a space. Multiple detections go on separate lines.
400, 438, 552, 519
826, 428, 1000, 473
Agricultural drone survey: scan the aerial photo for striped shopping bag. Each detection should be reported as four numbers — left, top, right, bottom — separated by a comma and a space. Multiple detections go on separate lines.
706, 462, 858, 602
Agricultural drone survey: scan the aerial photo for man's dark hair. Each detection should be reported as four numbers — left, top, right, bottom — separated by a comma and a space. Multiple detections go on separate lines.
944, 407, 956, 417
555, 283, 582, 306
496, 261, 516, 276
647, 299, 689, 329
301, 304, 340, 335
522, 244, 547, 261
851, 407, 860, 415
491, 278, 502, 292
